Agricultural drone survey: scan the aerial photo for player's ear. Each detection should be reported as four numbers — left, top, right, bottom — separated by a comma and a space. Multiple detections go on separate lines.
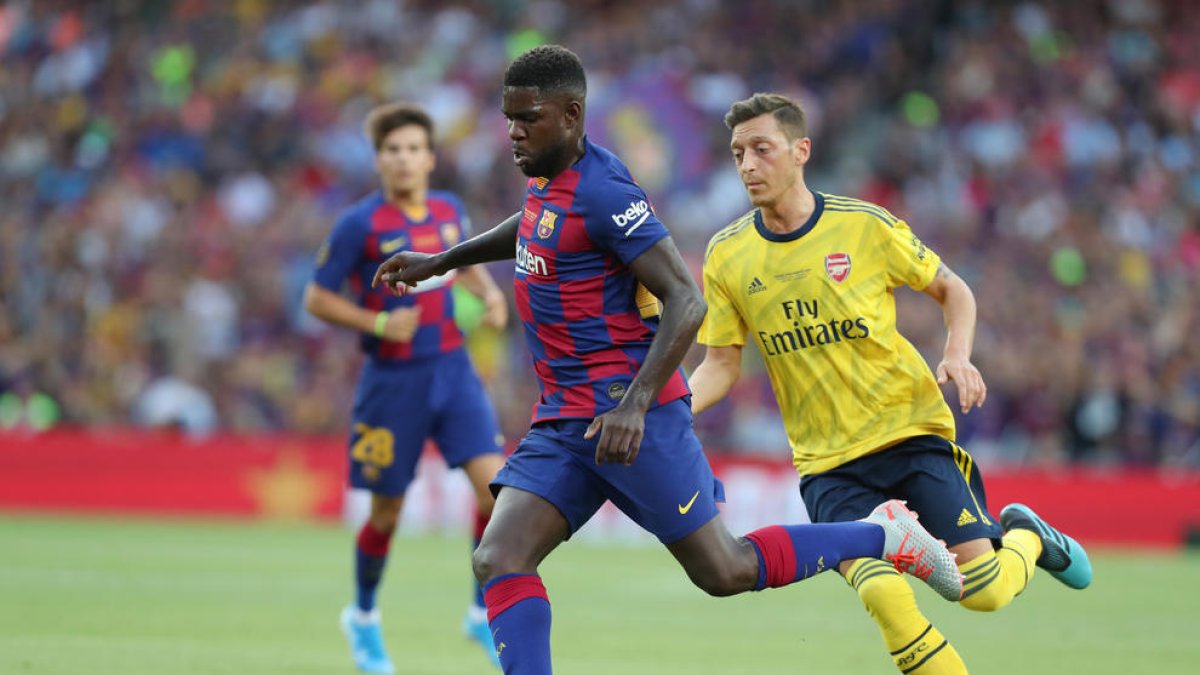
563, 98, 583, 130
793, 137, 811, 166
422, 128, 437, 170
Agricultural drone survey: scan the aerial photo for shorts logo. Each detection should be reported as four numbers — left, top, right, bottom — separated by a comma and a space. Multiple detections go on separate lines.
537, 210, 557, 239
607, 382, 627, 401
677, 490, 700, 515
956, 508, 978, 527
825, 253, 851, 283
747, 277, 767, 295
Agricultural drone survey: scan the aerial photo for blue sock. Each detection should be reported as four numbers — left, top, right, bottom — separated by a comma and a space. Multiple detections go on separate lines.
483, 574, 552, 674
355, 523, 392, 611
745, 522, 883, 589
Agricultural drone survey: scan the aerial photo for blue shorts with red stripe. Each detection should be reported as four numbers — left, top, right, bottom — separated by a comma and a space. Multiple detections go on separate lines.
491, 398, 725, 544
348, 349, 503, 496
799, 435, 1004, 548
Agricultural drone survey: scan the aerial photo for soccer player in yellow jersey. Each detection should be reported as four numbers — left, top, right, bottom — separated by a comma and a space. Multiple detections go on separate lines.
690, 93, 1093, 674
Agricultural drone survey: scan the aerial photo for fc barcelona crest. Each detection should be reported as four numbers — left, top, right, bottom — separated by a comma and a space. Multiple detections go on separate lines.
441, 223, 460, 246
825, 253, 851, 283
537, 210, 557, 239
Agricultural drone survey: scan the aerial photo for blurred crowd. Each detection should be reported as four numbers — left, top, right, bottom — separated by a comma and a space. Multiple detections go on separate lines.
2, 0, 1198, 467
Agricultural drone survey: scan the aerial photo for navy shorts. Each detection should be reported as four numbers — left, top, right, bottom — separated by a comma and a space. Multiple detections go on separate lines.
348, 349, 503, 496
491, 398, 725, 544
799, 435, 1003, 548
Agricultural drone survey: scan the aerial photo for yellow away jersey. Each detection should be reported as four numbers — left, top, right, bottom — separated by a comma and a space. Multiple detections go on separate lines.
698, 192, 956, 475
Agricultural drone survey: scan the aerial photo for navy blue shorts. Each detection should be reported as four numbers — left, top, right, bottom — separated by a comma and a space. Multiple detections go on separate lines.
799, 435, 1003, 548
347, 349, 503, 496
491, 398, 725, 544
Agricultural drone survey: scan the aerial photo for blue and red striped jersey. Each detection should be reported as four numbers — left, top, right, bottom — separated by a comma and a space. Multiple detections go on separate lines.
312, 190, 469, 362
514, 137, 690, 423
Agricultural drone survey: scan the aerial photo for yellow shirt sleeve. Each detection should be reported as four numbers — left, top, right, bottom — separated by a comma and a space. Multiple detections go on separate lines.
698, 254, 746, 347
881, 218, 942, 290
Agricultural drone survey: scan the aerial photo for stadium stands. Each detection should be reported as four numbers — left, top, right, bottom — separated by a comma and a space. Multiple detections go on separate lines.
2, 1, 1197, 467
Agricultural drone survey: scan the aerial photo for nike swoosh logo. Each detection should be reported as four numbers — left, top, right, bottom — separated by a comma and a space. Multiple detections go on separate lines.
380, 238, 405, 254
677, 490, 700, 515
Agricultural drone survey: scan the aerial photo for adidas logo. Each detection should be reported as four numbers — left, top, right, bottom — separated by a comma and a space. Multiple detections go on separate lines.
747, 277, 767, 295
957, 508, 978, 527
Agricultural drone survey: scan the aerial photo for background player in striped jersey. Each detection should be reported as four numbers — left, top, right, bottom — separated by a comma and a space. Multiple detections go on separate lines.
690, 92, 1093, 674
304, 102, 508, 673
375, 46, 962, 675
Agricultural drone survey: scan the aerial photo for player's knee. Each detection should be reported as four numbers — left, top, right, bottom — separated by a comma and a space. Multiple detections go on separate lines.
958, 578, 1015, 612
367, 513, 399, 534
472, 540, 533, 585
471, 544, 499, 584
368, 495, 404, 532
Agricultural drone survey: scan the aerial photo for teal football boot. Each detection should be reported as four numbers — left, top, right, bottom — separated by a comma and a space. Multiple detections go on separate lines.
1000, 503, 1093, 589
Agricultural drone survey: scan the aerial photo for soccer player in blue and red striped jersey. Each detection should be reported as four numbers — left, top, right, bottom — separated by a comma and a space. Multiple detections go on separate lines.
304, 103, 508, 673
374, 46, 962, 674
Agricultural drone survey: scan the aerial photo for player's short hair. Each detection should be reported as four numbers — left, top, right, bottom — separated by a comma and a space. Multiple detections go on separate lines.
364, 102, 435, 151
503, 44, 587, 101
724, 93, 807, 140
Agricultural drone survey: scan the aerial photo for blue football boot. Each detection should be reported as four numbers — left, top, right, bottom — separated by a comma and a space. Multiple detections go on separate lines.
463, 608, 501, 669
1000, 503, 1093, 589
340, 606, 395, 674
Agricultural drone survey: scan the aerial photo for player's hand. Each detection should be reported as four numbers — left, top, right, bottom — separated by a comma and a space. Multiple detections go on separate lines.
584, 401, 646, 466
372, 251, 443, 295
379, 306, 422, 342
936, 355, 987, 413
481, 289, 508, 329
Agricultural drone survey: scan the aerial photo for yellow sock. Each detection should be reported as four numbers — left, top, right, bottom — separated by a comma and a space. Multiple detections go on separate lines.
958, 531, 1041, 612
846, 559, 968, 674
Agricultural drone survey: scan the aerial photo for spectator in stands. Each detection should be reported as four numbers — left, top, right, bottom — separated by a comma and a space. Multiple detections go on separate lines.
2, 1, 1197, 467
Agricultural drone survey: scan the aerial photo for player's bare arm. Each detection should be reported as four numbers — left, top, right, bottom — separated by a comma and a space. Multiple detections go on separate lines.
584, 237, 707, 466
688, 345, 743, 415
921, 262, 987, 413
303, 283, 421, 342
373, 211, 521, 292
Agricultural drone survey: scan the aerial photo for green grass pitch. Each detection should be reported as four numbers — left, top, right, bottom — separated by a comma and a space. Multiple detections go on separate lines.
1, 514, 1194, 674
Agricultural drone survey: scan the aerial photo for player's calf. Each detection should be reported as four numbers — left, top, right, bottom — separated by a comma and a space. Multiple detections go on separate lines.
846, 559, 968, 673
